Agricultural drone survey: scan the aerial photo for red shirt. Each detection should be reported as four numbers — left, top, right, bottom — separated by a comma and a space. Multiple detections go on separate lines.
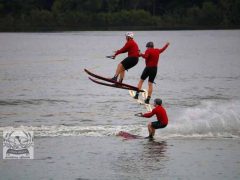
141, 44, 169, 67
115, 39, 139, 58
143, 105, 168, 125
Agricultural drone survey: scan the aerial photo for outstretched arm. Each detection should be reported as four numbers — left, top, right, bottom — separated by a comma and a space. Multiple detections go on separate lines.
135, 110, 155, 118
159, 42, 170, 53
142, 110, 155, 118
114, 42, 130, 58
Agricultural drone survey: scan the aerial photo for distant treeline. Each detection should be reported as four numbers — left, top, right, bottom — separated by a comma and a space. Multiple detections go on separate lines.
0, 0, 240, 31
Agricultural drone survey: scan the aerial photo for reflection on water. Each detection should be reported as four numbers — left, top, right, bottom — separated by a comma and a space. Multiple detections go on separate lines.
141, 140, 168, 171
113, 140, 168, 178
143, 140, 168, 160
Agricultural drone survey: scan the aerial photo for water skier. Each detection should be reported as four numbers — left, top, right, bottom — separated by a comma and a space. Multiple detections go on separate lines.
111, 32, 140, 83
138, 98, 168, 139
134, 41, 169, 104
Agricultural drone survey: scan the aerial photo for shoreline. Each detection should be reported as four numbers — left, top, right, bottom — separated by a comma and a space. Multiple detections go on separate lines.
1, 26, 240, 33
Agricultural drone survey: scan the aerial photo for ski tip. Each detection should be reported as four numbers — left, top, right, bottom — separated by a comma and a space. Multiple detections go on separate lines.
84, 68, 91, 74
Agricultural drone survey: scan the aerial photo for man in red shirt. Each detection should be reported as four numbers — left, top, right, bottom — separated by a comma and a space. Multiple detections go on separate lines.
111, 32, 139, 83
139, 98, 168, 139
134, 41, 169, 104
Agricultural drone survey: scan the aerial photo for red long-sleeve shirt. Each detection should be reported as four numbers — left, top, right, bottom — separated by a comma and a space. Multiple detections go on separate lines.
115, 39, 139, 58
143, 105, 168, 125
141, 43, 169, 67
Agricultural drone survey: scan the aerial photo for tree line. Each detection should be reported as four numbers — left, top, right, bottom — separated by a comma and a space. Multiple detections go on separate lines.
0, 0, 239, 31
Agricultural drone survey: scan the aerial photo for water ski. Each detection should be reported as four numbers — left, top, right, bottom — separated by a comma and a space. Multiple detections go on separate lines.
117, 131, 143, 140
84, 69, 144, 92
117, 131, 154, 140
129, 89, 153, 112
88, 77, 132, 91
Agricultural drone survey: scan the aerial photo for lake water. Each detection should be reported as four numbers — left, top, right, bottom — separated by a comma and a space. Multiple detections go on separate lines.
0, 30, 240, 179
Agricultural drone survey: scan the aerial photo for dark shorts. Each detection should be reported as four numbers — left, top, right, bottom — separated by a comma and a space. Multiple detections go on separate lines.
141, 67, 157, 83
121, 57, 139, 70
151, 121, 167, 129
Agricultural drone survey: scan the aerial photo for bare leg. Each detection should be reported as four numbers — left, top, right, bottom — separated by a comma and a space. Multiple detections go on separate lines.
114, 63, 125, 78
148, 122, 155, 137
137, 79, 144, 90
148, 82, 153, 97
119, 70, 125, 82
134, 79, 144, 99
152, 128, 155, 136
147, 123, 152, 136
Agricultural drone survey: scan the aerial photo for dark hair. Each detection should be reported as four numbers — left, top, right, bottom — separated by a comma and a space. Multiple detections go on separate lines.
154, 98, 162, 105
146, 41, 154, 48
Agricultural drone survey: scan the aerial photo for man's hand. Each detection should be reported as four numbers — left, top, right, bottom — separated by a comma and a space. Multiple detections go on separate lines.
106, 55, 115, 59
134, 112, 144, 117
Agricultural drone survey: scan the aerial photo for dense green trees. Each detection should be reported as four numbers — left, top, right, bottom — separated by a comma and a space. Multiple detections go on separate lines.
0, 0, 239, 31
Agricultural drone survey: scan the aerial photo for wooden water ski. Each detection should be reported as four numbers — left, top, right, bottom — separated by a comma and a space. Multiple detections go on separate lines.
89, 77, 134, 91
84, 68, 144, 92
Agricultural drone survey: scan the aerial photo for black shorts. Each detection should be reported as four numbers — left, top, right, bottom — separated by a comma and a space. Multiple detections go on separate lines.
151, 121, 167, 129
141, 67, 157, 83
121, 57, 139, 70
